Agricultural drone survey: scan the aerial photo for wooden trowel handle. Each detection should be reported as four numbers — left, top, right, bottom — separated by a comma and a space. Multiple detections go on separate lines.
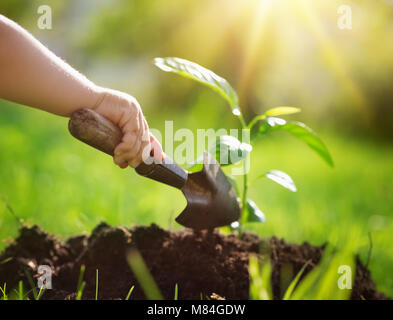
68, 108, 188, 189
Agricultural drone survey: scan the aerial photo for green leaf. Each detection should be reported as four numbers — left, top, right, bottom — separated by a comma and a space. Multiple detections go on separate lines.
187, 135, 251, 172
248, 106, 301, 129
210, 135, 252, 166
259, 117, 334, 167
154, 57, 241, 115
265, 170, 297, 192
245, 199, 266, 223
264, 106, 301, 117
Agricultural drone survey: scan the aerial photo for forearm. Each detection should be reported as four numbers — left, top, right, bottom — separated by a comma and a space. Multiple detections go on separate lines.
0, 15, 102, 116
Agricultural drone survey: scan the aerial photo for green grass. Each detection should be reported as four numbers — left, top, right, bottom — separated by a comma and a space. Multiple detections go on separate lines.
0, 100, 392, 297
249, 241, 356, 300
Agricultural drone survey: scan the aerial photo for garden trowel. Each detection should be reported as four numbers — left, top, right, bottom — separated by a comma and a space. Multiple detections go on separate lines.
68, 108, 240, 230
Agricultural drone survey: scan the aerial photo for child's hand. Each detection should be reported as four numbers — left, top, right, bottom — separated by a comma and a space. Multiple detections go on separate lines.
93, 88, 164, 169
0, 16, 163, 169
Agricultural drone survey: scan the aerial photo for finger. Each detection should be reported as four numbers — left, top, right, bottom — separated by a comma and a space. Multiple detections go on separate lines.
113, 154, 129, 169
139, 119, 151, 163
114, 133, 137, 166
118, 161, 129, 169
115, 132, 137, 153
115, 115, 149, 167
115, 111, 144, 154
116, 109, 143, 157
115, 138, 142, 167
128, 140, 149, 168
139, 139, 152, 165
150, 133, 164, 163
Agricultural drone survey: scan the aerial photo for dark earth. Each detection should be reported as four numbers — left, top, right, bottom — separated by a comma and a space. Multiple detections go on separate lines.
0, 222, 387, 300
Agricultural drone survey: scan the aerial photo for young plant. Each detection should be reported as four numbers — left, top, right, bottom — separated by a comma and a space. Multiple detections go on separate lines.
154, 57, 333, 228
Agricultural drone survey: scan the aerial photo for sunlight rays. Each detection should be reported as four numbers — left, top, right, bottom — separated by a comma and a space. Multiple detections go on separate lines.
164, 0, 371, 124
164, 0, 246, 66
295, 0, 371, 122
237, 0, 274, 102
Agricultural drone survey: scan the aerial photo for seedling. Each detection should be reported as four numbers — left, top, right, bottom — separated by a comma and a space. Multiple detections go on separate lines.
155, 57, 333, 228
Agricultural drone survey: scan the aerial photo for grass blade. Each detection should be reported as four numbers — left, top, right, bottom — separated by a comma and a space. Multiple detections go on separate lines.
249, 255, 272, 300
283, 260, 311, 300
36, 286, 46, 300
18, 281, 24, 300
0, 283, 7, 300
125, 285, 135, 300
76, 265, 85, 293
127, 249, 163, 300
24, 269, 38, 300
174, 283, 178, 300
95, 269, 99, 300
76, 281, 86, 300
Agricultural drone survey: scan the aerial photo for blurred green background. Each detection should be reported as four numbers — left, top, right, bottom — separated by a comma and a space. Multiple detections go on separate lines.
1, 0, 392, 296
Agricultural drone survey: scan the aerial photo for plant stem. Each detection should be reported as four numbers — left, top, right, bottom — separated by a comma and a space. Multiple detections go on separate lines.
237, 112, 249, 227
241, 159, 248, 225
238, 113, 247, 129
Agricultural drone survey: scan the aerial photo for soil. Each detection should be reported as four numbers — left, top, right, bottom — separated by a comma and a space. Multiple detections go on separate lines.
0, 222, 387, 300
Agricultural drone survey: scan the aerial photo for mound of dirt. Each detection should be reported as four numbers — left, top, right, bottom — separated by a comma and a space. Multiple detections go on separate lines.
0, 223, 387, 300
